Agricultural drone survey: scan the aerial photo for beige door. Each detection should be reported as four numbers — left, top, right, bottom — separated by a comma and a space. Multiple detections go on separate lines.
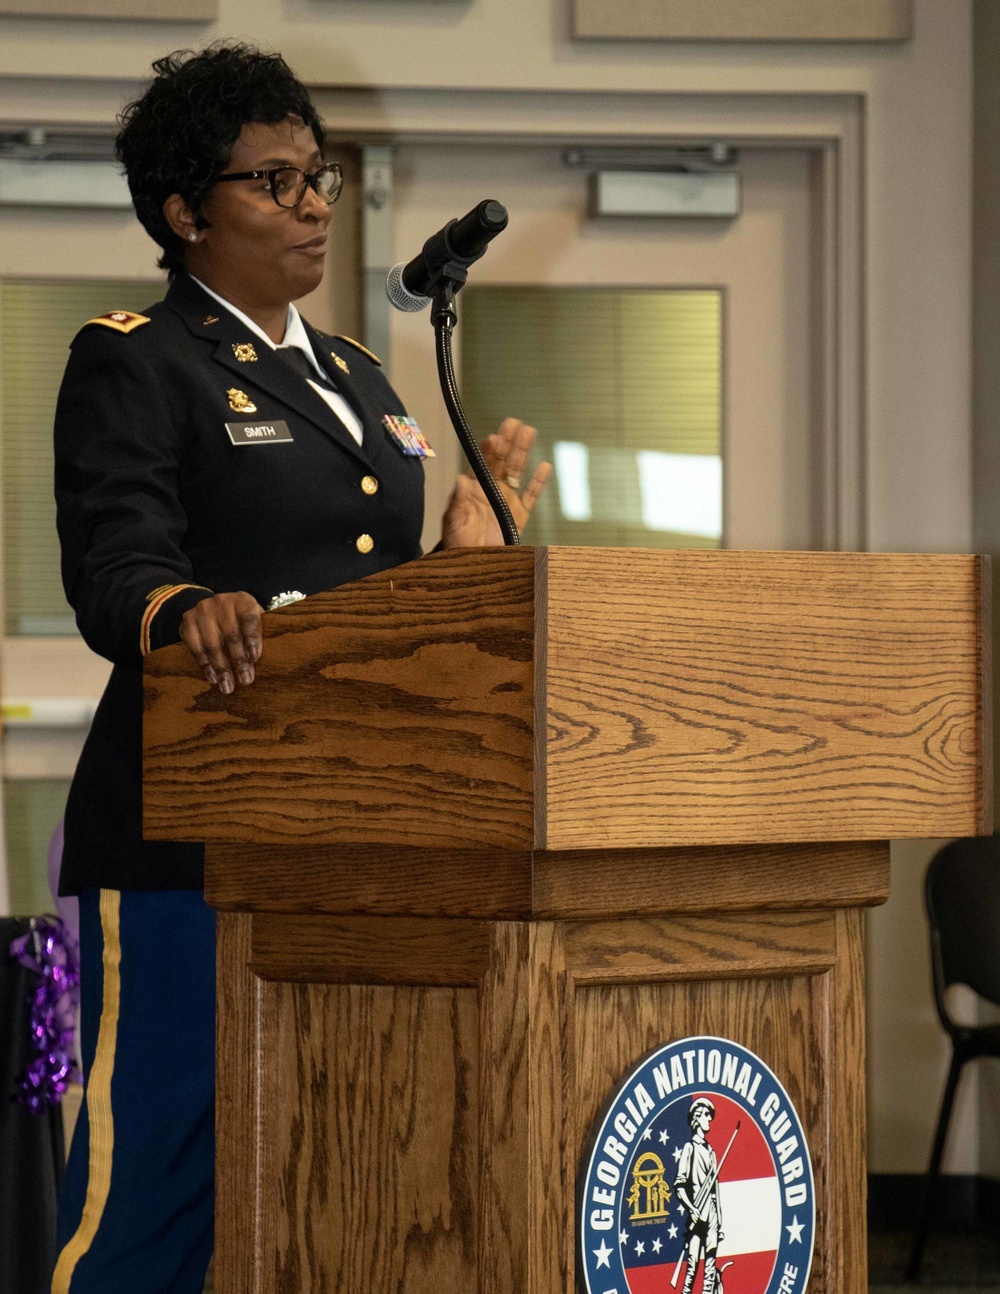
386, 143, 815, 554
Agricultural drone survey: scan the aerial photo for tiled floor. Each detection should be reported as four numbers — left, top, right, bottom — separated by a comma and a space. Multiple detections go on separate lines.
869, 1229, 1000, 1291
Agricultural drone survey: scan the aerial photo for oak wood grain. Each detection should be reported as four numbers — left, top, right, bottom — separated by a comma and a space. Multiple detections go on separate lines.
543, 548, 988, 848
206, 842, 535, 918
250, 914, 492, 986
144, 547, 535, 849
148, 547, 987, 854
573, 974, 832, 1291
533, 840, 889, 918
178, 544, 965, 1291
572, 974, 822, 1182
269, 981, 479, 1293
828, 909, 868, 1292
478, 923, 530, 1294
525, 922, 571, 1294
216, 900, 867, 1293
566, 909, 867, 1292
980, 554, 993, 832
205, 839, 889, 919
215, 914, 264, 1294
564, 911, 837, 983
533, 547, 549, 851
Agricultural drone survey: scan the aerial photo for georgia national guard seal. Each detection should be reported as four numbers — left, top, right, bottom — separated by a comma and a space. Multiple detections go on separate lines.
578, 1036, 815, 1294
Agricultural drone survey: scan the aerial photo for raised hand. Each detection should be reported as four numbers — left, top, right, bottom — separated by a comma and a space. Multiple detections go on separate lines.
441, 417, 552, 548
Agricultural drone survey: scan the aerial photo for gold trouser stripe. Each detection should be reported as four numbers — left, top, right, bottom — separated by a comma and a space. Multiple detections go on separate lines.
51, 888, 122, 1294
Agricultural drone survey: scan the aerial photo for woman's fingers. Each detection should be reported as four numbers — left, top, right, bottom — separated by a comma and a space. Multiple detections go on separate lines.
179, 618, 219, 688
501, 418, 536, 483
458, 419, 553, 535
519, 461, 553, 515
480, 418, 536, 485
443, 417, 552, 547
180, 592, 264, 693
218, 601, 255, 688
240, 599, 263, 663
227, 593, 263, 675
186, 610, 237, 693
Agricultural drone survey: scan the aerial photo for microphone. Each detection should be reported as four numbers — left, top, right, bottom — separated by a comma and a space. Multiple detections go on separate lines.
386, 199, 508, 312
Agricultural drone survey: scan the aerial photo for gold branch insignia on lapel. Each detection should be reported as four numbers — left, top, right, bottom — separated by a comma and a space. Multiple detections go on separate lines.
227, 388, 257, 413
233, 342, 258, 362
203, 315, 219, 326
331, 352, 350, 374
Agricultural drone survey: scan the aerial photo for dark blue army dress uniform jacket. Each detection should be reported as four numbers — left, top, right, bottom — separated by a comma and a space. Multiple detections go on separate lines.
54, 273, 425, 895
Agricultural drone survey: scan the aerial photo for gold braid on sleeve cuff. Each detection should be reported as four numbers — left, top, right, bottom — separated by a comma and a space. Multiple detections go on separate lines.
140, 584, 212, 655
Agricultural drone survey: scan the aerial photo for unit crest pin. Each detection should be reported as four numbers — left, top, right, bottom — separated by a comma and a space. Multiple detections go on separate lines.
227, 388, 257, 413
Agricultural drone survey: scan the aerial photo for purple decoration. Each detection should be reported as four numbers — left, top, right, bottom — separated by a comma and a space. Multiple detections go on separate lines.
8, 916, 80, 1114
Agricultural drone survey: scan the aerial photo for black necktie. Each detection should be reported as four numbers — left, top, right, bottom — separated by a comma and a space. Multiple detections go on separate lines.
276, 344, 335, 390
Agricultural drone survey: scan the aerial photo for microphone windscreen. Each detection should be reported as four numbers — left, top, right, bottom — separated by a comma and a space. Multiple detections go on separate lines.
386, 263, 431, 313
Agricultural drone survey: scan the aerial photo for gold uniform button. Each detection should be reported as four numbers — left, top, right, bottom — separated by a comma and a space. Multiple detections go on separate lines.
361, 475, 379, 495
356, 533, 374, 554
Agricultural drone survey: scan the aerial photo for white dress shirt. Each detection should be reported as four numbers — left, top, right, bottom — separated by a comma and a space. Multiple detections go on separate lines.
189, 276, 364, 446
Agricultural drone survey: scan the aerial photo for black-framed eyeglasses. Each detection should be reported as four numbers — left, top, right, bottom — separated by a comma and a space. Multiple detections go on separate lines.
214, 163, 343, 209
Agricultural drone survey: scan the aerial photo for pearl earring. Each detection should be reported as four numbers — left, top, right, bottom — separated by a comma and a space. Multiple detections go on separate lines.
188, 233, 197, 243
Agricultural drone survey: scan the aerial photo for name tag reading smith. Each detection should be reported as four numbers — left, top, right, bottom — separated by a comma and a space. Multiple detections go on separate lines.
225, 420, 294, 446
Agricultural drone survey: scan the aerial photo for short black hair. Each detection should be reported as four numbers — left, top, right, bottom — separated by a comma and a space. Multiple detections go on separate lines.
116, 42, 325, 277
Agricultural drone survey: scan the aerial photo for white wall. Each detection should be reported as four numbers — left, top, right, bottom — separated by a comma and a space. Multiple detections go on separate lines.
0, 0, 977, 1172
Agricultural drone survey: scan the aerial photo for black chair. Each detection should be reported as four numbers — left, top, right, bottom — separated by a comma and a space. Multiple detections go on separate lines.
906, 836, 1000, 1281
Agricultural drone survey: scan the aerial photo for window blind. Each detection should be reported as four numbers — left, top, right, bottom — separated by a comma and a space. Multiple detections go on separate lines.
460, 287, 722, 548
4, 778, 71, 917
0, 278, 165, 635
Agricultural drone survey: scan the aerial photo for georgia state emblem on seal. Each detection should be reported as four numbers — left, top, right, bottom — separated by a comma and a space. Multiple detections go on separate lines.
578, 1036, 815, 1294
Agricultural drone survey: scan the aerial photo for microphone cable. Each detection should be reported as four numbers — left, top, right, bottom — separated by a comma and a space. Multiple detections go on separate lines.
387, 198, 519, 546
433, 305, 520, 546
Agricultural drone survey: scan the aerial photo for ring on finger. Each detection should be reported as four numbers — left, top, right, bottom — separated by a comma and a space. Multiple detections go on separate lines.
503, 472, 522, 490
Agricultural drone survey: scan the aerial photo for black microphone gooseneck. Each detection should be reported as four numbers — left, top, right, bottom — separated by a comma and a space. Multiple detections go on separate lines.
388, 199, 519, 547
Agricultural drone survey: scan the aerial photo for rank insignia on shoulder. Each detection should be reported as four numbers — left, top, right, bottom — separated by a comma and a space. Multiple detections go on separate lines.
227, 388, 257, 413
383, 414, 435, 458
74, 310, 151, 341
233, 342, 258, 363
335, 335, 381, 366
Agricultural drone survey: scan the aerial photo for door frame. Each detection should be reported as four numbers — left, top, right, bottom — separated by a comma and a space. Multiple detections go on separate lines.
318, 87, 865, 552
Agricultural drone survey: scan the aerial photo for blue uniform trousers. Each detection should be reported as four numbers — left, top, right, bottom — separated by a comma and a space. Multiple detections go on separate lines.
51, 889, 215, 1294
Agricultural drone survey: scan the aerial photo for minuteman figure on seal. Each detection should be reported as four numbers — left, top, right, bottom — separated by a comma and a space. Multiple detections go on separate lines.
674, 1097, 724, 1294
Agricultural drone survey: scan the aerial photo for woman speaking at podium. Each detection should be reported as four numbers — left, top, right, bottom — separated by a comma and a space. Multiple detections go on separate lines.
50, 42, 549, 1294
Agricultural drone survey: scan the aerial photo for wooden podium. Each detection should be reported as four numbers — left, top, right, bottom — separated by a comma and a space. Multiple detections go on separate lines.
143, 547, 990, 1294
